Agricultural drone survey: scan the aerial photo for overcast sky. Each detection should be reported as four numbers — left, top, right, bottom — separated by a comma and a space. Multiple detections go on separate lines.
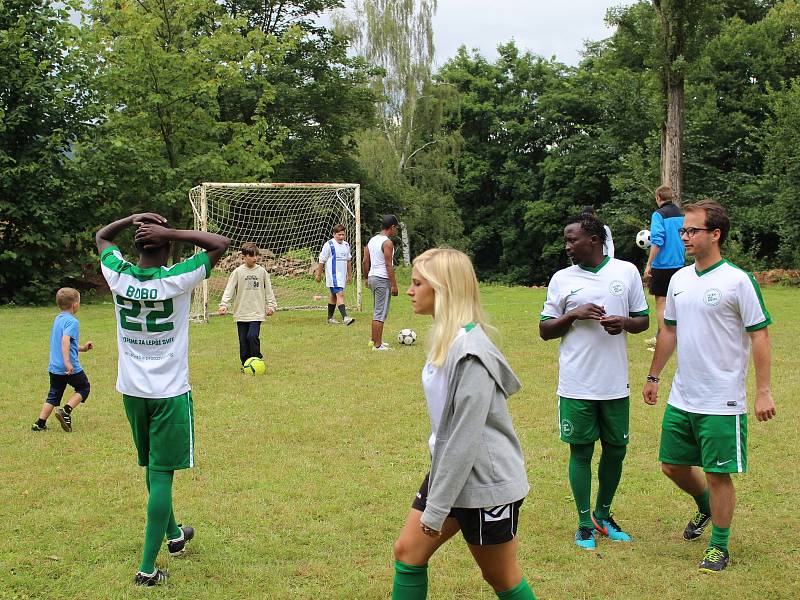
430, 0, 640, 67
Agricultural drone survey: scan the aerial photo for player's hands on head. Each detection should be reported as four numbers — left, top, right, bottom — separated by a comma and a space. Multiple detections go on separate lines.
131, 212, 167, 226
569, 303, 605, 321
643, 381, 658, 405
135, 222, 172, 249
755, 390, 776, 422
600, 315, 625, 335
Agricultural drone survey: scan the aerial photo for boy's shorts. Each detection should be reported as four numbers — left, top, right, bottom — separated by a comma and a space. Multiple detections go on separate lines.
123, 391, 195, 471
368, 276, 391, 322
558, 396, 630, 446
329, 286, 344, 295
46, 371, 91, 406
659, 404, 747, 473
411, 473, 523, 546
649, 267, 682, 297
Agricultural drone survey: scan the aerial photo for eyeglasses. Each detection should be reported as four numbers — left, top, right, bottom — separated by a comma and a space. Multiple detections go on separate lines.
678, 227, 713, 238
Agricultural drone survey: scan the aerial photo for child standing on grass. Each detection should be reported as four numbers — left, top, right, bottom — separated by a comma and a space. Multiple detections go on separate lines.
218, 242, 277, 367
392, 248, 536, 600
315, 223, 355, 325
31, 287, 93, 433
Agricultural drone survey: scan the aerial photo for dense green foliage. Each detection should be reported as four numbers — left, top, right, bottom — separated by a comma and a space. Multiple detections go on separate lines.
3, 0, 800, 300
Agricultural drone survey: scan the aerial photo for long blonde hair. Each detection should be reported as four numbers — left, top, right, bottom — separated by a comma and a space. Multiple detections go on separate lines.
413, 248, 488, 367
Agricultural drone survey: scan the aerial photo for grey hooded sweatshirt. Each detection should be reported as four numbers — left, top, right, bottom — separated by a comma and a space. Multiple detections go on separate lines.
421, 324, 530, 531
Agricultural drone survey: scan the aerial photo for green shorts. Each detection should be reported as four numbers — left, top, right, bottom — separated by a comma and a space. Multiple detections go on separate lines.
558, 396, 630, 446
123, 391, 195, 472
659, 404, 747, 473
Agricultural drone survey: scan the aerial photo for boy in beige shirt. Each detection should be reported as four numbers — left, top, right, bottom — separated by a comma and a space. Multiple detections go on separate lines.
218, 242, 277, 366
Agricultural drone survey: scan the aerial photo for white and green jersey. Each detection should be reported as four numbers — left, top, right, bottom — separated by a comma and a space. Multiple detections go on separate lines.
541, 257, 649, 400
100, 246, 211, 398
664, 259, 771, 415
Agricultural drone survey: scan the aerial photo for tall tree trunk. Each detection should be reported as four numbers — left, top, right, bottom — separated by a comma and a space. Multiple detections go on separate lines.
661, 79, 684, 200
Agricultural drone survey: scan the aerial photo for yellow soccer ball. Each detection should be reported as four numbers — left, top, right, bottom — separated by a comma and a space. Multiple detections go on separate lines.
242, 357, 266, 375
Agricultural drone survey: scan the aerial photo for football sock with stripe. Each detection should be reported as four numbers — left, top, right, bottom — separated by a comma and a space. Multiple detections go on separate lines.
693, 489, 711, 516
595, 442, 626, 519
496, 578, 537, 599
63, 405, 73, 415
327, 304, 336, 319
338, 304, 347, 318
139, 469, 176, 574
709, 525, 730, 552
392, 561, 427, 600
568, 443, 594, 528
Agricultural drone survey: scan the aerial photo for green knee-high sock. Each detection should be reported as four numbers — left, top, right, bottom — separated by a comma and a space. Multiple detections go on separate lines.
709, 525, 730, 552
145, 467, 180, 540
693, 489, 711, 515
496, 577, 537, 599
569, 443, 594, 528
595, 442, 627, 519
392, 561, 428, 600
139, 469, 175, 574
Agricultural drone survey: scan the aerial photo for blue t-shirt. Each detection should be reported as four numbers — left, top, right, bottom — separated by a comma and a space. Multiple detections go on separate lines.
650, 201, 685, 269
48, 312, 81, 374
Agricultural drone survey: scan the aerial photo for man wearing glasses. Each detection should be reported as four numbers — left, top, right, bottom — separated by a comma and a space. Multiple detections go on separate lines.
643, 199, 776, 573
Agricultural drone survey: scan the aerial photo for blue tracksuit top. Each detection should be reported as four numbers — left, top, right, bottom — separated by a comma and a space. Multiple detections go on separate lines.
650, 202, 685, 269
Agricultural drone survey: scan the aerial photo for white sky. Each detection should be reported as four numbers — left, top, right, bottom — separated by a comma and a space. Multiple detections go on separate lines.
430, 0, 641, 67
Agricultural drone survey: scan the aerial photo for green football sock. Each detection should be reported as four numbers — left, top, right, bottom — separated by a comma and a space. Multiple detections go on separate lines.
568, 443, 594, 528
392, 560, 428, 600
145, 467, 180, 540
496, 577, 537, 599
709, 525, 730, 552
139, 469, 175, 574
595, 442, 626, 519
693, 489, 711, 516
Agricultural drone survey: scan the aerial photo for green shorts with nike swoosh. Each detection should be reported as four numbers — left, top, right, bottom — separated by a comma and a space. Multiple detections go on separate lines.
558, 396, 630, 446
659, 404, 747, 473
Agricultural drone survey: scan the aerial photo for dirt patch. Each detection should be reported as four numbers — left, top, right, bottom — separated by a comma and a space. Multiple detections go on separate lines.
752, 269, 800, 286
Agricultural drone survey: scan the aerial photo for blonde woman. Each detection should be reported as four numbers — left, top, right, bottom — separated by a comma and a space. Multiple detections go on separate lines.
391, 248, 536, 600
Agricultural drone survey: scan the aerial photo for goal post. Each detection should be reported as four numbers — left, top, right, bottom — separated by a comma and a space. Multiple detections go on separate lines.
189, 182, 362, 322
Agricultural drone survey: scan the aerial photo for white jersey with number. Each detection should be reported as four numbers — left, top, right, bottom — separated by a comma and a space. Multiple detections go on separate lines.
100, 246, 211, 398
318, 238, 351, 288
664, 259, 771, 415
367, 234, 392, 279
541, 257, 649, 400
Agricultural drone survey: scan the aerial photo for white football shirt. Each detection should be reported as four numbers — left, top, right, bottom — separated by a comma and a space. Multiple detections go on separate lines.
318, 238, 352, 288
100, 246, 210, 398
664, 259, 771, 415
541, 257, 649, 400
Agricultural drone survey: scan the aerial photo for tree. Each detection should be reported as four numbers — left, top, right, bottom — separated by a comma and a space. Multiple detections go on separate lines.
0, 0, 96, 302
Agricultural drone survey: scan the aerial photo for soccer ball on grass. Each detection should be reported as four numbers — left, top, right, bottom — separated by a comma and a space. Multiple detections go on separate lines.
397, 329, 417, 346
242, 356, 266, 375
635, 229, 651, 250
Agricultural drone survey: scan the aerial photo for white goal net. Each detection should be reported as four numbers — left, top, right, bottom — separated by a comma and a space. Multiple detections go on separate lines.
189, 183, 361, 322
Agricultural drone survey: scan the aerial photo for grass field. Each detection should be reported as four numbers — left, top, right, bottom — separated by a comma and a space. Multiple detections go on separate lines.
2, 270, 798, 599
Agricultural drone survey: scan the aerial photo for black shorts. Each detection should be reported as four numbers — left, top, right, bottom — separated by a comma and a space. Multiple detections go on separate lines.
46, 371, 91, 406
649, 267, 682, 297
411, 473, 523, 546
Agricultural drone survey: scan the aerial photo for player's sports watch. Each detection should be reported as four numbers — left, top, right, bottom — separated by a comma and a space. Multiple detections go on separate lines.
646, 375, 660, 383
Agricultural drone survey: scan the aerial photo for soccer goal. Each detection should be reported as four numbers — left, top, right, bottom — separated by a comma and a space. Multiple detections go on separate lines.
189, 182, 361, 322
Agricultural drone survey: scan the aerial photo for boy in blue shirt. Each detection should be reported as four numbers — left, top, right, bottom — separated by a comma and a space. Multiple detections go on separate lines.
31, 287, 93, 432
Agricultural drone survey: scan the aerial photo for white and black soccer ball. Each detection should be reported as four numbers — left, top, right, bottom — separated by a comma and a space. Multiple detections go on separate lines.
397, 328, 417, 346
636, 229, 651, 250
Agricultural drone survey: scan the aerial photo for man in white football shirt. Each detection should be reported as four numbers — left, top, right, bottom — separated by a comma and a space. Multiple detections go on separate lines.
540, 213, 649, 551
643, 199, 775, 573
96, 213, 229, 586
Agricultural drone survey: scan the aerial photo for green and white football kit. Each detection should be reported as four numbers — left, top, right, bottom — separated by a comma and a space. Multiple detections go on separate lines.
542, 256, 648, 542
659, 259, 771, 473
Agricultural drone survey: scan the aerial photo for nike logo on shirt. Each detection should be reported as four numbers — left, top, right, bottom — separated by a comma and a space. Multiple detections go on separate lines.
673, 290, 686, 296
569, 288, 584, 295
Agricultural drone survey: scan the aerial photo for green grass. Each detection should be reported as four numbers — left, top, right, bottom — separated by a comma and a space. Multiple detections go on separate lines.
2, 271, 798, 599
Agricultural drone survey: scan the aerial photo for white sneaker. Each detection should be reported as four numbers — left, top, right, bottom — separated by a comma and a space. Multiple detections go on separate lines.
342, 316, 355, 325
327, 318, 340, 324
372, 344, 392, 351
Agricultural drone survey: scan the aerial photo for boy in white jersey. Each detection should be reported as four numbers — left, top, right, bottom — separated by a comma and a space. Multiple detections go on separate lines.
315, 223, 354, 325
363, 214, 399, 350
540, 214, 649, 550
96, 212, 229, 586
643, 199, 775, 573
